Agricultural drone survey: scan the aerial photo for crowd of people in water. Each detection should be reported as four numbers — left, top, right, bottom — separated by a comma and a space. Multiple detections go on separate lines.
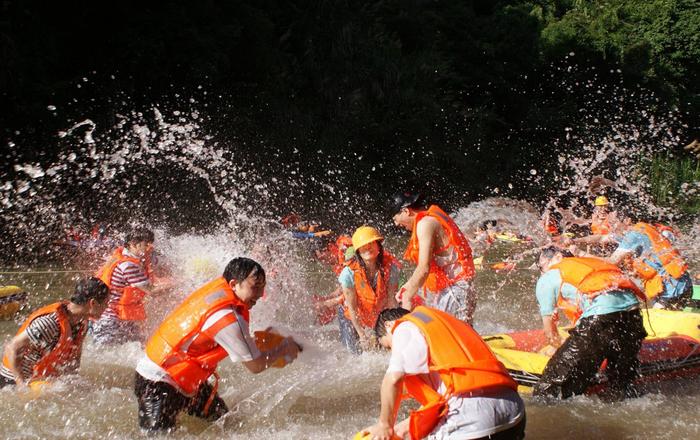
1, 190, 697, 440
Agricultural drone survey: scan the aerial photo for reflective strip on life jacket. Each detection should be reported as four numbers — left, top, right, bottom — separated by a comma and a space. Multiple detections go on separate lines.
95, 247, 148, 321
551, 257, 645, 325
403, 205, 475, 293
343, 251, 398, 328
392, 306, 516, 439
630, 223, 687, 299
144, 277, 249, 395
2, 302, 86, 380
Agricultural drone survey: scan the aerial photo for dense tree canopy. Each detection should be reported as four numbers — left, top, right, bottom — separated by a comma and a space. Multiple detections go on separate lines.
0, 0, 698, 219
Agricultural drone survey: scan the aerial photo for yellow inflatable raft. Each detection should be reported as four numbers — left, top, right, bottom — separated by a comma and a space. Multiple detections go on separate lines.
485, 308, 700, 394
0, 286, 28, 319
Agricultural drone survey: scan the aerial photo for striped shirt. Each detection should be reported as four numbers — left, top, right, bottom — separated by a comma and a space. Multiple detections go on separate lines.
0, 311, 84, 381
99, 248, 149, 322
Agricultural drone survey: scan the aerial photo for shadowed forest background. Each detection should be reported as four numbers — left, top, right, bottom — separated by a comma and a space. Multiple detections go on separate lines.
1, 0, 699, 244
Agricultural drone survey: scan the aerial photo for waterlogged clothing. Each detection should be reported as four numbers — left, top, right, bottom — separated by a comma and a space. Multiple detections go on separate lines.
135, 307, 260, 395
404, 205, 476, 294
337, 306, 362, 355
0, 308, 85, 385
93, 248, 149, 344
424, 280, 476, 324
536, 269, 640, 321
91, 319, 143, 345
135, 372, 227, 432
389, 321, 524, 439
616, 229, 690, 301
534, 310, 646, 399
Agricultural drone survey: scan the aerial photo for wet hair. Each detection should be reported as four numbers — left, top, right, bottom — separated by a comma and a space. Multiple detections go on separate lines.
354, 241, 385, 284
126, 227, 155, 245
374, 307, 410, 338
70, 277, 109, 305
223, 257, 266, 283
539, 246, 574, 261
388, 191, 425, 215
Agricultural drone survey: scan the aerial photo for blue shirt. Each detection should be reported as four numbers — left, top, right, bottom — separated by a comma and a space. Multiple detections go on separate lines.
338, 261, 401, 290
536, 269, 640, 321
616, 231, 689, 299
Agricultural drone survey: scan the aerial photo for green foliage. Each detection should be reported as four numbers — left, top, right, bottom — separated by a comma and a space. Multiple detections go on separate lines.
540, 0, 700, 98
1, 0, 698, 203
647, 153, 700, 214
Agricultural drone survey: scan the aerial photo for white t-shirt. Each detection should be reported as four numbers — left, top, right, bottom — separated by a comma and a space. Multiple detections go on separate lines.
389, 322, 524, 440
136, 307, 261, 395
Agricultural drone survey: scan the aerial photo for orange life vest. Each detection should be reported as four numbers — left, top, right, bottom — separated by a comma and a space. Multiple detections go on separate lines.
392, 306, 517, 440
629, 222, 687, 299
96, 247, 148, 321
545, 219, 560, 236
590, 216, 611, 235
550, 257, 645, 325
343, 251, 399, 328
404, 205, 475, 293
2, 302, 86, 381
145, 276, 249, 395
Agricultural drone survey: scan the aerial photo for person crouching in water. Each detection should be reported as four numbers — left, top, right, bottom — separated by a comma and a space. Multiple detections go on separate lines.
533, 247, 647, 400
337, 226, 400, 354
390, 192, 477, 323
134, 257, 301, 432
361, 307, 525, 440
93, 227, 156, 345
1, 277, 109, 388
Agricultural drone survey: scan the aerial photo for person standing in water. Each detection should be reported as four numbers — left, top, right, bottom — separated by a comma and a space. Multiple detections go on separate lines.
390, 192, 477, 322
590, 196, 619, 236
134, 257, 301, 432
1, 277, 109, 388
361, 307, 525, 440
337, 226, 400, 353
92, 227, 156, 345
608, 220, 692, 309
533, 247, 647, 400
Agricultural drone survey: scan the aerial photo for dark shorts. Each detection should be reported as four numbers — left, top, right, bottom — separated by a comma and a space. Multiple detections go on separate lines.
134, 372, 228, 433
0, 374, 15, 388
472, 415, 526, 440
533, 309, 647, 400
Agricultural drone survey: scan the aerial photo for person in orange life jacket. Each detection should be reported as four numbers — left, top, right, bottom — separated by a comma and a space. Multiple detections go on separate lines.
337, 226, 400, 354
390, 192, 477, 323
532, 247, 647, 400
654, 223, 679, 244
1, 277, 109, 389
134, 257, 301, 432
361, 307, 525, 440
590, 196, 619, 236
92, 227, 156, 345
606, 218, 692, 310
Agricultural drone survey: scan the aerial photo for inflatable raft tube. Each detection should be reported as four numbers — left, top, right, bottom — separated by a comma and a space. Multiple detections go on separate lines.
485, 309, 700, 394
0, 286, 28, 319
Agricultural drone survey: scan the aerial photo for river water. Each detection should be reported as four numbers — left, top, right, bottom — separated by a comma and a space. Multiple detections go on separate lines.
1, 236, 700, 440
2, 82, 699, 439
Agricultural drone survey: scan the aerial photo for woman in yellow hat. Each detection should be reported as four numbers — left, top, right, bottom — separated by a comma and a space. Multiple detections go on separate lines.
337, 226, 401, 354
